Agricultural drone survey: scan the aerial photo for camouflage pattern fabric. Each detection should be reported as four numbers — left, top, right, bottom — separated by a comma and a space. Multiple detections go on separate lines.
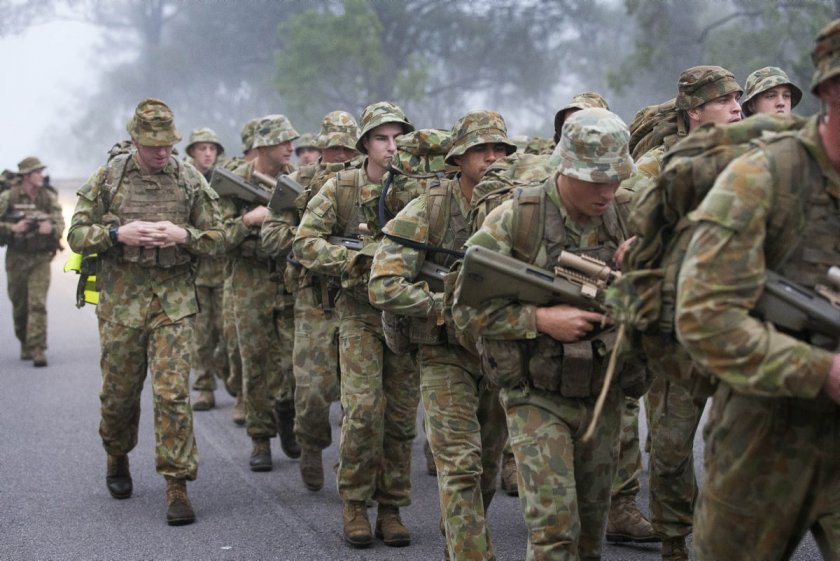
676, 116, 839, 559
810, 19, 840, 93
502, 385, 623, 561
444, 111, 516, 165
675, 66, 742, 111
0, 183, 64, 353
191, 282, 226, 392
98, 300, 198, 480
222, 268, 243, 396
611, 396, 642, 499
553, 108, 633, 184
126, 98, 182, 146
293, 165, 420, 507
553, 91, 610, 142
67, 147, 223, 480
222, 160, 295, 438
451, 179, 630, 559
295, 132, 319, 151
369, 173, 507, 559
741, 66, 802, 115
252, 114, 299, 149
186, 127, 225, 156
17, 156, 47, 175
240, 118, 260, 153
317, 110, 360, 151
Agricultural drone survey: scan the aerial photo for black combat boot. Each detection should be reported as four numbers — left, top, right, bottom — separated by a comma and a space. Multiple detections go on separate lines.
106, 454, 133, 499
274, 399, 301, 459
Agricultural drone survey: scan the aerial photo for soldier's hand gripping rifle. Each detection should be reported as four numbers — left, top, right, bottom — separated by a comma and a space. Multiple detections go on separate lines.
455, 245, 619, 311
2, 203, 52, 232
209, 167, 303, 211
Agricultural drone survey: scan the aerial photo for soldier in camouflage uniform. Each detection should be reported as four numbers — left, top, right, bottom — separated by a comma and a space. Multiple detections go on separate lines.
369, 111, 516, 561
221, 118, 260, 424
620, 65, 742, 561
295, 132, 322, 166
675, 20, 840, 560
261, 110, 360, 492
222, 114, 300, 470
552, 92, 658, 546
67, 98, 224, 525
293, 101, 421, 549
184, 127, 228, 411
741, 66, 803, 117
453, 108, 645, 561
0, 156, 63, 367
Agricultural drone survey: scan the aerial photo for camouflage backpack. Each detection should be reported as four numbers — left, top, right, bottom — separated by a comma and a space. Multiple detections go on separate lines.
628, 98, 686, 160
467, 152, 555, 233
0, 169, 21, 193
607, 113, 809, 343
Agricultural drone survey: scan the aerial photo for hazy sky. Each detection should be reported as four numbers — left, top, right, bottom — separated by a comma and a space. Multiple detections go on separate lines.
0, 20, 102, 179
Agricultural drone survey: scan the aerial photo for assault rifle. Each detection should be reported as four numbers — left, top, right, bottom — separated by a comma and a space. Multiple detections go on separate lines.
209, 167, 303, 211
455, 245, 617, 311
752, 268, 840, 344
328, 234, 450, 292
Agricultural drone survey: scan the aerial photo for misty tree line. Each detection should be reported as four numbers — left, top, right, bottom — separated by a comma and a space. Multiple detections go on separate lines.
3, 0, 838, 172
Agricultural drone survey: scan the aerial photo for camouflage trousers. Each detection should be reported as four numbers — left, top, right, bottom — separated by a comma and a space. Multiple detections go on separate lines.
419, 343, 507, 561
6, 250, 52, 353
293, 284, 340, 451
230, 259, 295, 439
222, 268, 243, 397
97, 297, 198, 480
694, 385, 840, 561
501, 384, 623, 561
645, 372, 705, 539
611, 397, 642, 498
192, 283, 227, 392
336, 293, 419, 506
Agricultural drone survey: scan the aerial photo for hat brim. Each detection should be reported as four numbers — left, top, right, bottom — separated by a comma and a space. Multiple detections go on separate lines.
444, 136, 517, 166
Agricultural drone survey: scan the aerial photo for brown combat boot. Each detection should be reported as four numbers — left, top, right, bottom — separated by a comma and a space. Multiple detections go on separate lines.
105, 454, 133, 499
274, 399, 301, 459
500, 452, 518, 496
165, 477, 195, 526
32, 348, 47, 367
232, 393, 245, 426
192, 390, 215, 411
424, 439, 437, 476
662, 536, 688, 561
299, 446, 324, 491
375, 504, 411, 547
249, 437, 272, 472
606, 495, 659, 543
20, 345, 32, 361
342, 500, 373, 548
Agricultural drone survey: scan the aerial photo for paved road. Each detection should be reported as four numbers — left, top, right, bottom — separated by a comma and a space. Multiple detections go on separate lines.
0, 183, 820, 560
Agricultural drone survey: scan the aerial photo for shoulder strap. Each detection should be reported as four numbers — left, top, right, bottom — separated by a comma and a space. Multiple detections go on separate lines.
100, 153, 131, 215
511, 185, 545, 264
334, 169, 360, 234
426, 180, 450, 248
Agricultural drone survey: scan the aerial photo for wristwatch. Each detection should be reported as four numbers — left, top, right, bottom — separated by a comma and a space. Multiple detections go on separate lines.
108, 226, 119, 245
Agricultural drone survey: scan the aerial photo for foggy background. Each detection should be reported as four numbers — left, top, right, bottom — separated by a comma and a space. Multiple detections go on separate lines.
1, 0, 837, 179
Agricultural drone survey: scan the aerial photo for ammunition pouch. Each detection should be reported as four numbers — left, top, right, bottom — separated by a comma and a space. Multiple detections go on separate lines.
8, 232, 60, 253
476, 337, 530, 390
114, 244, 190, 268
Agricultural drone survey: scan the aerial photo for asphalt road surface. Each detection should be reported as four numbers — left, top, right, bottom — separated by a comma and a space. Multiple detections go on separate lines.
0, 183, 821, 561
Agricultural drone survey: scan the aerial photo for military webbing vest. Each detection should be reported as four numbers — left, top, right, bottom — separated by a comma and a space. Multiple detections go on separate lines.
4, 185, 61, 253
101, 153, 192, 268
478, 184, 647, 397
394, 180, 471, 348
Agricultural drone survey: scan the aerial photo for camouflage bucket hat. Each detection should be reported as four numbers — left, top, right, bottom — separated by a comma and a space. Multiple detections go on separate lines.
295, 132, 320, 153
676, 66, 742, 110
811, 19, 840, 94
554, 92, 610, 141
741, 67, 803, 115
240, 118, 260, 153
17, 156, 46, 175
319, 111, 360, 151
555, 108, 633, 183
186, 127, 225, 156
356, 101, 414, 154
445, 110, 517, 165
252, 114, 299, 149
391, 128, 453, 175
126, 98, 182, 147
